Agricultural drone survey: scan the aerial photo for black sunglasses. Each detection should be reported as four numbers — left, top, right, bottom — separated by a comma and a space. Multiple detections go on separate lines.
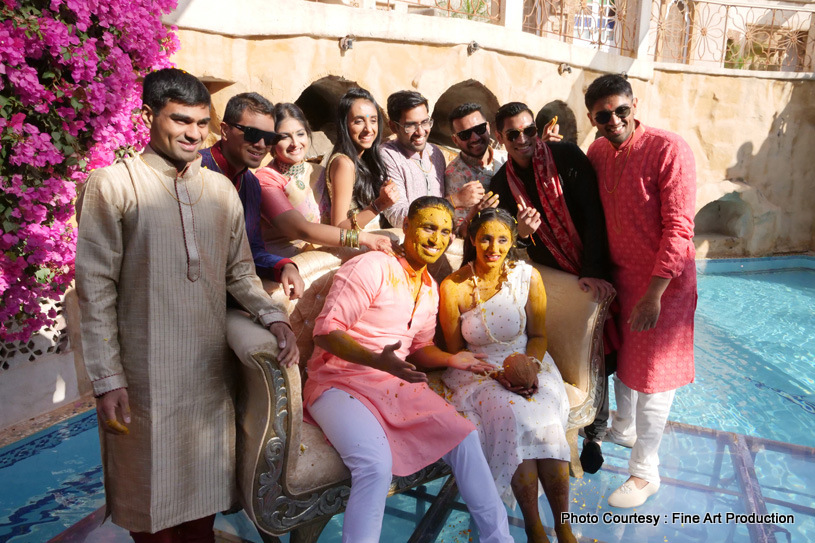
593, 105, 632, 125
227, 122, 282, 145
454, 122, 488, 141
504, 124, 537, 142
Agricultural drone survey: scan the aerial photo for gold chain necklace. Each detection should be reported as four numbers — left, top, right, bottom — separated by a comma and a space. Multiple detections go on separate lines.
139, 155, 204, 206
412, 156, 433, 195
604, 141, 632, 194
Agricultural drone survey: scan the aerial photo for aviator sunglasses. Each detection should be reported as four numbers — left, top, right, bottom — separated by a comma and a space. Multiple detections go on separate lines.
593, 105, 632, 125
454, 122, 488, 141
227, 122, 282, 145
503, 124, 537, 142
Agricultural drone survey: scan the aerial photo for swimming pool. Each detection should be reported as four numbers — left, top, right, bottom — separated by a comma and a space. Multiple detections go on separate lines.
673, 256, 815, 448
1, 256, 813, 542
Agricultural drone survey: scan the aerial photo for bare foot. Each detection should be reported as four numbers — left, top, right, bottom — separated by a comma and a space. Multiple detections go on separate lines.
555, 523, 578, 543
525, 524, 551, 543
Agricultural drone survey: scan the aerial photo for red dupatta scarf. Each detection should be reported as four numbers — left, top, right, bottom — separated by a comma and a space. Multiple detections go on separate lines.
505, 138, 583, 275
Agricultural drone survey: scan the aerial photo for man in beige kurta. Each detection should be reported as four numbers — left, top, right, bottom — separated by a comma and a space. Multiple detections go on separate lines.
75, 68, 298, 540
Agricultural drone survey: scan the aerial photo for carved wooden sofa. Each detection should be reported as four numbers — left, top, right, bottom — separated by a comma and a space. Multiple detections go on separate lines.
230, 231, 612, 542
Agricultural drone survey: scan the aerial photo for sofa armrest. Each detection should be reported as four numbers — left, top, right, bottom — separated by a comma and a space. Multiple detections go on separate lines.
532, 264, 612, 430
227, 309, 308, 532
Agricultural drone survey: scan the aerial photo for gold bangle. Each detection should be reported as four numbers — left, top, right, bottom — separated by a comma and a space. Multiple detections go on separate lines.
340, 228, 347, 247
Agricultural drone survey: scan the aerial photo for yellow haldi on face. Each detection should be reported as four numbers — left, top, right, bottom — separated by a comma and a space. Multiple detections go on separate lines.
403, 205, 453, 268
473, 219, 513, 269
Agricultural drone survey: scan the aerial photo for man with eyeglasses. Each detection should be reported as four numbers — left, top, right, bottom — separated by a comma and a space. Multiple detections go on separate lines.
199, 92, 304, 299
585, 74, 696, 509
381, 90, 484, 228
443, 102, 507, 233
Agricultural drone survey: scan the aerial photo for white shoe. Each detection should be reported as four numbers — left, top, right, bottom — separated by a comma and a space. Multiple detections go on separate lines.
608, 479, 659, 508
605, 431, 636, 448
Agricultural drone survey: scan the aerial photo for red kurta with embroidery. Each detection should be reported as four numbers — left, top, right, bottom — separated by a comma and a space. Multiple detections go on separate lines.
587, 123, 697, 393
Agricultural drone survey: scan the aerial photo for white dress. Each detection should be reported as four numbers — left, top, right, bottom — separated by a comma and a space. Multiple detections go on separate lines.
442, 261, 570, 508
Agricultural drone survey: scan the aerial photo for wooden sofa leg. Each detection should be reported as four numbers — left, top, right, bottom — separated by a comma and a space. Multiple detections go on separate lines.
566, 427, 584, 478
290, 517, 332, 543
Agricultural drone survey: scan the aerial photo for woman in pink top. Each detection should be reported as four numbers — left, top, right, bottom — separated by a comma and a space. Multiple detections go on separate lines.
255, 103, 392, 257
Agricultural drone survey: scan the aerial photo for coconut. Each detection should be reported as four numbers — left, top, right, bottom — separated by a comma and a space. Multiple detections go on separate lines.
502, 352, 538, 389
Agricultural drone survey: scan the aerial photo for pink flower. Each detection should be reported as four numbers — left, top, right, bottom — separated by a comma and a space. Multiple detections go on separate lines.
2, 0, 178, 343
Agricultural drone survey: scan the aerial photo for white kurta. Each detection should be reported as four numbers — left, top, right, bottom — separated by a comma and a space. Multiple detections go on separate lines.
75, 146, 288, 533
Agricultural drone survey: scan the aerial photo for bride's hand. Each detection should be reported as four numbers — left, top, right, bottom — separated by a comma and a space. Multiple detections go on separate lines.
493, 372, 539, 398
448, 351, 492, 374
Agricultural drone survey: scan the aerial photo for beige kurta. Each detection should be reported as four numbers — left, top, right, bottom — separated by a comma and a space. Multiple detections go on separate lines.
75, 146, 289, 533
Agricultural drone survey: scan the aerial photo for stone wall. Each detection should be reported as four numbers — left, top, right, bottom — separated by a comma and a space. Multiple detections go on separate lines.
166, 0, 815, 257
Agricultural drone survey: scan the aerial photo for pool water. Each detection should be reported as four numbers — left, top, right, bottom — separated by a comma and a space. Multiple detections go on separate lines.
0, 412, 103, 542
1, 257, 813, 542
675, 265, 815, 447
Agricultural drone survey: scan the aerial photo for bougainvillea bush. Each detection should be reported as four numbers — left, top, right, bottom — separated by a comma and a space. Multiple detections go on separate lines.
0, 0, 179, 343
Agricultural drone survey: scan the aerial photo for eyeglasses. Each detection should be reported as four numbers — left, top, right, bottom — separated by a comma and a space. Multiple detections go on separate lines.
227, 122, 282, 145
503, 124, 537, 142
395, 118, 434, 135
593, 105, 632, 125
454, 122, 488, 141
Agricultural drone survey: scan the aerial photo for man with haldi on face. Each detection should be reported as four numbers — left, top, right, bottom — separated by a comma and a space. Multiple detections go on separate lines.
302, 196, 513, 543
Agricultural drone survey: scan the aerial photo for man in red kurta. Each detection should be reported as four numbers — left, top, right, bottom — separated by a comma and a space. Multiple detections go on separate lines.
585, 74, 697, 508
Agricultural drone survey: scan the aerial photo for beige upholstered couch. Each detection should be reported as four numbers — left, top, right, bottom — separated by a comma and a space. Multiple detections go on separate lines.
230, 232, 612, 542
64, 230, 610, 542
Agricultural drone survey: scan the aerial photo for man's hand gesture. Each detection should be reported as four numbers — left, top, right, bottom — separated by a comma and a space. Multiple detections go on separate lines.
374, 341, 428, 383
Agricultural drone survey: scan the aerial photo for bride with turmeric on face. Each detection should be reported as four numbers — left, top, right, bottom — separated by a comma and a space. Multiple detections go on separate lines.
438, 208, 577, 543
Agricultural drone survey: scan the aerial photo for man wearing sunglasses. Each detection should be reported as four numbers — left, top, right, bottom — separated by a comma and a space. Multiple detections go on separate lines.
490, 102, 614, 297
199, 92, 304, 299
584, 74, 696, 509
381, 91, 485, 228
444, 102, 507, 233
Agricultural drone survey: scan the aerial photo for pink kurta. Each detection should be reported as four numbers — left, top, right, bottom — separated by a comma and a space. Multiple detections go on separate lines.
587, 123, 697, 393
303, 251, 475, 476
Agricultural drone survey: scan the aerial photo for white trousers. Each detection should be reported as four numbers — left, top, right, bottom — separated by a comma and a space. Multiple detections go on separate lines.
608, 376, 676, 485
310, 388, 512, 543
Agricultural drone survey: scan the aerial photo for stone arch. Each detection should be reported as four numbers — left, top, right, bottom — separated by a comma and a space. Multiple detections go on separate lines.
694, 195, 752, 239
429, 80, 500, 149
536, 100, 578, 144
294, 76, 389, 159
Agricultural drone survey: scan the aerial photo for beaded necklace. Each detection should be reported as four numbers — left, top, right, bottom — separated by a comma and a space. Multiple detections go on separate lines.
469, 262, 525, 346
274, 160, 307, 190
